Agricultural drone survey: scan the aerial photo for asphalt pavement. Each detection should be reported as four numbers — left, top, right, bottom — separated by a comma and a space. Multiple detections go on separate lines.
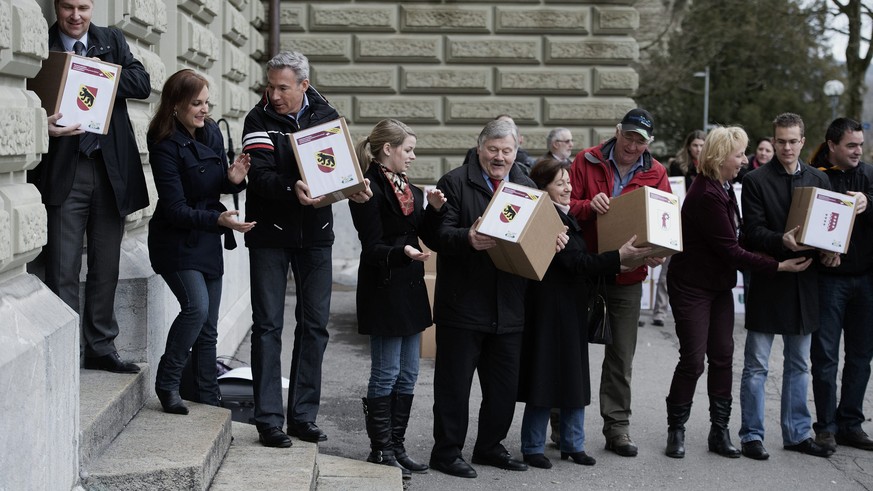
234, 285, 873, 490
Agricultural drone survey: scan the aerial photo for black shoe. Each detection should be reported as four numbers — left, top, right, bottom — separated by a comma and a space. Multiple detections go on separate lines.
471, 451, 528, 471
523, 453, 552, 469
84, 352, 140, 374
652, 319, 665, 326
605, 435, 638, 457
741, 440, 769, 460
259, 426, 293, 448
561, 451, 596, 465
784, 438, 834, 457
815, 431, 837, 452
155, 388, 188, 415
429, 456, 477, 478
288, 421, 327, 442
836, 430, 873, 451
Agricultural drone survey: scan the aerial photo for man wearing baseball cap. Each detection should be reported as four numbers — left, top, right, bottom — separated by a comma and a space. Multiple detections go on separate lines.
566, 108, 670, 457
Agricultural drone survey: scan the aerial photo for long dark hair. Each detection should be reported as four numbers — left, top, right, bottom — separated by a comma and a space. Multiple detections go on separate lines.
147, 69, 210, 143
676, 130, 706, 175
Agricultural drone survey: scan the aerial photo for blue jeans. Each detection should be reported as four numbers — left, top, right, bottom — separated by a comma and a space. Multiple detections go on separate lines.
156, 270, 222, 406
521, 405, 586, 454
811, 273, 873, 435
250, 246, 332, 430
739, 330, 812, 446
368, 334, 421, 398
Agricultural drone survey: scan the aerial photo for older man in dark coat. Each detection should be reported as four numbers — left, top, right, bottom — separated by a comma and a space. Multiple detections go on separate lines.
29, 0, 150, 373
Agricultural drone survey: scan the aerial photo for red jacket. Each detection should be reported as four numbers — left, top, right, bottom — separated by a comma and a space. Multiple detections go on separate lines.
568, 137, 670, 285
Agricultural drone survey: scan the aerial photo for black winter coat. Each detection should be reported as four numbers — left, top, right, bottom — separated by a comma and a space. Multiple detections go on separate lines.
518, 209, 620, 408
819, 161, 873, 276
241, 88, 339, 248
421, 153, 535, 334
741, 159, 830, 334
31, 23, 150, 216
147, 121, 244, 278
349, 164, 435, 336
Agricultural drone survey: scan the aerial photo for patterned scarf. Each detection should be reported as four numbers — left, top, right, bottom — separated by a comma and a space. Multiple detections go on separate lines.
378, 162, 414, 216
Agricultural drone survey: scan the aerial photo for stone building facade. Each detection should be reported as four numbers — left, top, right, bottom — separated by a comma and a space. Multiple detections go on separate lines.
0, 1, 646, 489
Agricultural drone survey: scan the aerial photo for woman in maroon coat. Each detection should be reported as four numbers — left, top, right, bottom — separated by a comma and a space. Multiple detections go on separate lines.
664, 126, 811, 458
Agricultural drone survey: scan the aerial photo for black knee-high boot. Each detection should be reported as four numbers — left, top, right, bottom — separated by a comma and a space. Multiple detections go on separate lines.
665, 400, 692, 458
391, 392, 428, 473
362, 396, 411, 479
708, 396, 741, 458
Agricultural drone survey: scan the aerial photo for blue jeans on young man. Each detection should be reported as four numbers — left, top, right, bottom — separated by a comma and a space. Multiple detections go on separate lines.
739, 330, 813, 446
521, 405, 586, 455
368, 334, 421, 398
811, 272, 873, 435
156, 269, 222, 406
249, 246, 332, 431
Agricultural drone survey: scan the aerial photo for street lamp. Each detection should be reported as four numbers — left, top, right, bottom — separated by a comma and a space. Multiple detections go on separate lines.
823, 80, 845, 122
693, 67, 710, 132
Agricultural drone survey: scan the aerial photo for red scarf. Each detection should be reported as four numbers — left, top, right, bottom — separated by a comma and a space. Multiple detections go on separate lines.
378, 163, 414, 216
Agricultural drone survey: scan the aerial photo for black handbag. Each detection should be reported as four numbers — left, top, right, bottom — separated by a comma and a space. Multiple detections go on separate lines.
587, 277, 612, 345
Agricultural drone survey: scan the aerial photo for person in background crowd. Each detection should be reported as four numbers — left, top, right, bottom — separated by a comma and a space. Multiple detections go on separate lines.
663, 126, 810, 459
568, 108, 669, 457
736, 137, 775, 183
739, 112, 837, 460
349, 119, 446, 478
536, 128, 575, 165
29, 0, 151, 373
241, 50, 372, 448
147, 69, 254, 415
652, 130, 705, 328
519, 158, 649, 470
424, 119, 568, 479
809, 117, 873, 452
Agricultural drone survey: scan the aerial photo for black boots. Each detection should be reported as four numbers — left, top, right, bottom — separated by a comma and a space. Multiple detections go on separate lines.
362, 396, 411, 479
708, 396, 741, 458
665, 400, 692, 458
391, 393, 429, 473
156, 388, 188, 415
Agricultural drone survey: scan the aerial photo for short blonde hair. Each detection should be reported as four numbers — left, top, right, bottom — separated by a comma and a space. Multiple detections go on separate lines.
698, 126, 748, 180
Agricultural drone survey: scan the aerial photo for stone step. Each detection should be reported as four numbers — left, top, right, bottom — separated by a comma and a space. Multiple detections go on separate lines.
83, 399, 232, 490
78, 364, 150, 468
316, 454, 403, 491
210, 422, 318, 490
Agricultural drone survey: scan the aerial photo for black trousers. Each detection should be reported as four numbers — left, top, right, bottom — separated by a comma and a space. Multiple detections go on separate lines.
430, 325, 523, 462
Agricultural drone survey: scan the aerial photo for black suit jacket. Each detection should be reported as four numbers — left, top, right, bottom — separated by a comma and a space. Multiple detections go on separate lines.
31, 23, 150, 216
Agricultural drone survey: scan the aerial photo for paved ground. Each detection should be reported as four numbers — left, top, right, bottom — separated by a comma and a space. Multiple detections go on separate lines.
234, 285, 873, 490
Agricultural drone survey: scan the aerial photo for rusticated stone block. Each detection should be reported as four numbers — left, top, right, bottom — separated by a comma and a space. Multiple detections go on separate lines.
0, 207, 9, 263
222, 44, 248, 83
178, 0, 219, 24
354, 96, 441, 124
129, 109, 151, 160
401, 67, 491, 94
404, 157, 442, 183
249, 58, 265, 92
546, 38, 637, 64
545, 98, 635, 124
496, 68, 589, 95
227, 0, 247, 10
280, 35, 351, 62
0, 109, 34, 159
445, 97, 539, 124
116, 0, 167, 44
0, 183, 46, 255
219, 80, 249, 119
326, 95, 351, 120
0, 1, 11, 51
495, 7, 589, 33
9, 1, 48, 66
279, 4, 305, 32
311, 5, 396, 32
355, 35, 442, 63
593, 67, 638, 95
594, 6, 639, 34
177, 16, 218, 68
592, 127, 619, 145
249, 0, 266, 29
249, 28, 266, 60
447, 37, 541, 64
311, 66, 397, 94
400, 5, 491, 33
415, 129, 482, 153
129, 45, 165, 94
223, 4, 249, 46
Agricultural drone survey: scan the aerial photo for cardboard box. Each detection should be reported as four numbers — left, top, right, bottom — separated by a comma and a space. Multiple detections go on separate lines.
289, 117, 367, 208
597, 186, 683, 268
476, 181, 564, 281
420, 273, 437, 358
27, 51, 121, 135
785, 187, 857, 253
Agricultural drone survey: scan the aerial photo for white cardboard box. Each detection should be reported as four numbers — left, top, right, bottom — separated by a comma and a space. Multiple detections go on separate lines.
27, 52, 121, 135
785, 187, 857, 253
289, 117, 367, 208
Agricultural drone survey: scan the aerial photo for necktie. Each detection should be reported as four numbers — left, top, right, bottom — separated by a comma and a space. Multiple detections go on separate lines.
489, 178, 503, 193
74, 41, 99, 157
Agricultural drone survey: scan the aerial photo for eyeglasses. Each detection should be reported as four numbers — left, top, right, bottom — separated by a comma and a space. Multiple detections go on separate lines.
555, 139, 573, 144
620, 131, 651, 146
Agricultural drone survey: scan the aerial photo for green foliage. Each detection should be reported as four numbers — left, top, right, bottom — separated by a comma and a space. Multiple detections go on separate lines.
637, 0, 842, 159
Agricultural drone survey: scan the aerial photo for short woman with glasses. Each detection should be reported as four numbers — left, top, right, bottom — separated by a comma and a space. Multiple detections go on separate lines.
147, 69, 255, 415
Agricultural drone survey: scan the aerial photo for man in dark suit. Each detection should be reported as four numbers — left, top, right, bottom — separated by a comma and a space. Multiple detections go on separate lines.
31, 0, 150, 372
